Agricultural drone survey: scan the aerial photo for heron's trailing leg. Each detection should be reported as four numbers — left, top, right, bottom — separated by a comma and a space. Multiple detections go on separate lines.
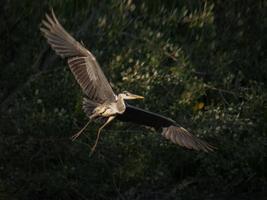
71, 120, 92, 141
90, 116, 115, 155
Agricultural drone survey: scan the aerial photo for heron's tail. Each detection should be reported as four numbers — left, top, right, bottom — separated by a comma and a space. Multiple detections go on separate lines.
83, 97, 101, 118
162, 125, 215, 152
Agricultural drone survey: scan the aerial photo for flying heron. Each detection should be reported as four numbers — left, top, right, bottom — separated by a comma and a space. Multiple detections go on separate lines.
40, 10, 214, 153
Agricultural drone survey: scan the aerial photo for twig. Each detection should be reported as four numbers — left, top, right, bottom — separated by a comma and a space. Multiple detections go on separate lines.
204, 84, 237, 96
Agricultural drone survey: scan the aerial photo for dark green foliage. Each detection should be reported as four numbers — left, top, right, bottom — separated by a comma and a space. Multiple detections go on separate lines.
0, 0, 266, 199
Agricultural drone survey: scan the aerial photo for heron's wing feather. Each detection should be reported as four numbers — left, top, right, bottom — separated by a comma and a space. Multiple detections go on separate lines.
40, 10, 116, 103
162, 126, 214, 152
117, 104, 214, 152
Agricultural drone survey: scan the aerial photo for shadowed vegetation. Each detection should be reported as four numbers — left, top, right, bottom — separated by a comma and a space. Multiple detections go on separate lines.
0, 0, 266, 199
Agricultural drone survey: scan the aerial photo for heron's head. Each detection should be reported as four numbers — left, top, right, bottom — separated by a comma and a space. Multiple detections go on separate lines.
119, 91, 144, 100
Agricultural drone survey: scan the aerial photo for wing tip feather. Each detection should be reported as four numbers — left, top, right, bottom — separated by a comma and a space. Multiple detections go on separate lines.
162, 125, 215, 152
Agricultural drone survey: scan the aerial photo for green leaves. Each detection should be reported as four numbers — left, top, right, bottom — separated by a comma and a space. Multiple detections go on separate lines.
0, 0, 267, 199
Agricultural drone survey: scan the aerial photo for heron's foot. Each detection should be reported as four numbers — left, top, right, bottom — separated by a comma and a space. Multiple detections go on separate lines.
89, 144, 97, 156
71, 131, 82, 141
89, 129, 102, 156
70, 120, 91, 141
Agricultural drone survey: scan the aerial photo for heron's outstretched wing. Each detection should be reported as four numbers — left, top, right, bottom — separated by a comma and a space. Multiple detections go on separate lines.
117, 104, 214, 152
40, 10, 116, 103
117, 104, 176, 128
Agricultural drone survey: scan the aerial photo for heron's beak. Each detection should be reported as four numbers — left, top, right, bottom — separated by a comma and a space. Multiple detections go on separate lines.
129, 94, 144, 100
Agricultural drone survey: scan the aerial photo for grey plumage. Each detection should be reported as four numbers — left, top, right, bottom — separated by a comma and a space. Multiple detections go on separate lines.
40, 10, 116, 105
162, 126, 213, 152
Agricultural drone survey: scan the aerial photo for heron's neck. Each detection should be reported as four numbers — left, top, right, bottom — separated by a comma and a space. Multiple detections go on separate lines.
117, 94, 126, 114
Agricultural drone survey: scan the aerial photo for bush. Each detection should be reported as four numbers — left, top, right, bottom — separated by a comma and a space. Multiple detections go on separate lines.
0, 0, 266, 199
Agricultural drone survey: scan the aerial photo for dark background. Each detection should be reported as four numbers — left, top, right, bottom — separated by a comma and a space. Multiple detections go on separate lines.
0, 0, 266, 199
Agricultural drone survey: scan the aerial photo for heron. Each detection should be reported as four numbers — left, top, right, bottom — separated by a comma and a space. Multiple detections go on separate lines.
40, 10, 214, 154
